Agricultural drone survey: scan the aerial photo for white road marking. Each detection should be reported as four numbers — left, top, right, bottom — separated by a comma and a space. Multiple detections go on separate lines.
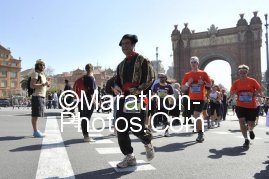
35, 116, 75, 179
96, 147, 121, 154
93, 139, 114, 144
109, 160, 156, 172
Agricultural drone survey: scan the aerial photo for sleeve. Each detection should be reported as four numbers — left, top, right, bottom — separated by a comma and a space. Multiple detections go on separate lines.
203, 72, 211, 84
181, 74, 188, 86
230, 82, 237, 93
129, 59, 155, 95
253, 79, 261, 92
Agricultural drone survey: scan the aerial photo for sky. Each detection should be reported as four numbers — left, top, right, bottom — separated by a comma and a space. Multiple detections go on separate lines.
1, 0, 268, 90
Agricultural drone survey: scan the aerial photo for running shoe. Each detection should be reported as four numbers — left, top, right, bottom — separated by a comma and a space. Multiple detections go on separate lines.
117, 155, 137, 168
196, 132, 204, 142
249, 131, 255, 140
145, 143, 155, 161
84, 136, 95, 142
33, 131, 45, 138
243, 139, 250, 148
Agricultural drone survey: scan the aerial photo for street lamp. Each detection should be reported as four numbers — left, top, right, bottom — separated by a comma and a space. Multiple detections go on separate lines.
156, 47, 159, 76
265, 14, 269, 96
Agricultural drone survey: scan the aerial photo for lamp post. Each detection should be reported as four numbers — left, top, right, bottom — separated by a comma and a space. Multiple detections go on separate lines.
156, 47, 159, 76
265, 14, 269, 96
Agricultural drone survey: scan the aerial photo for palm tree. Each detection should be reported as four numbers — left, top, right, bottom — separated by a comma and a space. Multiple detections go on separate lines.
20, 75, 29, 96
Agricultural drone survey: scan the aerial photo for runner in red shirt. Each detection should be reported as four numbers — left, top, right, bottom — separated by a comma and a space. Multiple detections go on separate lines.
230, 64, 261, 148
181, 56, 211, 142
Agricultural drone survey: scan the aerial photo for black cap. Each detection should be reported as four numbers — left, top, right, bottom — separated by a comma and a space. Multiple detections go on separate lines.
119, 34, 138, 46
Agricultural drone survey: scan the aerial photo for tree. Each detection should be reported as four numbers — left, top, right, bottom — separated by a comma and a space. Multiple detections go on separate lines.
20, 76, 29, 91
45, 66, 54, 77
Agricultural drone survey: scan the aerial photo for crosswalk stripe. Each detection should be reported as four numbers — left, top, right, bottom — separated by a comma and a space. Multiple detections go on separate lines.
95, 147, 121, 154
35, 116, 75, 179
93, 139, 114, 144
108, 160, 156, 172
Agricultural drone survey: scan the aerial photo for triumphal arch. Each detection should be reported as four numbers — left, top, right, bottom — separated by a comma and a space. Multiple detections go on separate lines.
171, 12, 263, 83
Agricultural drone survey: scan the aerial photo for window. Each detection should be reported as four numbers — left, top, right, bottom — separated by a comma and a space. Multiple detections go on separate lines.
0, 80, 7, 87
10, 72, 17, 78
11, 81, 17, 88
1, 71, 7, 77
11, 63, 17, 67
1, 61, 8, 66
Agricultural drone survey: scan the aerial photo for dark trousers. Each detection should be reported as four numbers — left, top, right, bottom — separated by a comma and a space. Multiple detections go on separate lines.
79, 102, 94, 136
116, 98, 151, 155
154, 107, 169, 127
223, 103, 228, 120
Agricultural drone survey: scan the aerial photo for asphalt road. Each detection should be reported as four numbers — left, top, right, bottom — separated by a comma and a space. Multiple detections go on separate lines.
0, 107, 268, 179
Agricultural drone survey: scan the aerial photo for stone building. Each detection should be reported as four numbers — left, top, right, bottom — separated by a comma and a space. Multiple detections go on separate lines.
0, 44, 21, 98
171, 12, 262, 83
21, 66, 115, 93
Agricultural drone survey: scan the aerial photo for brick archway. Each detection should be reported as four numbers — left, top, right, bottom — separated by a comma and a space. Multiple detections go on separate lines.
171, 12, 263, 84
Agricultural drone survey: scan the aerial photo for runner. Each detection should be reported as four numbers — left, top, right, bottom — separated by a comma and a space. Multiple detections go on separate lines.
209, 85, 222, 128
181, 56, 211, 142
230, 64, 261, 148
152, 73, 174, 137
113, 34, 155, 168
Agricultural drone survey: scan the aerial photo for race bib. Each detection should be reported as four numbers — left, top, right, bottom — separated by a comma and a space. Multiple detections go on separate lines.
157, 89, 168, 98
123, 97, 141, 113
239, 92, 252, 102
190, 84, 201, 93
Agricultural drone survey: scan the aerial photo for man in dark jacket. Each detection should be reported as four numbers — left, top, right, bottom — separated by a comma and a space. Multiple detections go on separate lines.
113, 34, 155, 168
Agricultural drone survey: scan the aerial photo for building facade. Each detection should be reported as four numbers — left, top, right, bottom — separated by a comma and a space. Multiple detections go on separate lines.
0, 45, 21, 98
172, 12, 262, 83
21, 66, 115, 95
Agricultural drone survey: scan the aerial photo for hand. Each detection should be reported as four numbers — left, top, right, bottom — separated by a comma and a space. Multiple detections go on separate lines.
112, 86, 122, 95
198, 79, 204, 85
187, 78, 193, 84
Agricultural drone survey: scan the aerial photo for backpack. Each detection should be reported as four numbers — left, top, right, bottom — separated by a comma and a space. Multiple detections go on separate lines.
27, 75, 41, 97
73, 76, 86, 99
105, 75, 117, 95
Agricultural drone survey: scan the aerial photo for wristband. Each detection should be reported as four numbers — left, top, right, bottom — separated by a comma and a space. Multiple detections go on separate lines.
185, 82, 189, 87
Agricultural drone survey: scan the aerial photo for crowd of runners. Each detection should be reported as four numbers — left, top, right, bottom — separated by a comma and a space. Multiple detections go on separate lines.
29, 34, 268, 169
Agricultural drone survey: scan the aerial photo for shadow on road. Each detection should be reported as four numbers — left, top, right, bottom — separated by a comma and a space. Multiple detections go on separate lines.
9, 138, 86, 152
254, 156, 269, 179
0, 136, 27, 141
208, 146, 248, 159
10, 144, 42, 152
147, 141, 196, 153
228, 129, 241, 133
75, 167, 132, 179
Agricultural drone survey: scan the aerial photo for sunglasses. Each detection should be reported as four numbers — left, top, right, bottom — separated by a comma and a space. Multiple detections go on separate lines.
239, 70, 247, 73
190, 61, 198, 64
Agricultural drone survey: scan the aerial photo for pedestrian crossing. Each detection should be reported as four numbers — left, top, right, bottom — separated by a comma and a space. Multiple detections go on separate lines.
36, 115, 267, 178
36, 116, 156, 178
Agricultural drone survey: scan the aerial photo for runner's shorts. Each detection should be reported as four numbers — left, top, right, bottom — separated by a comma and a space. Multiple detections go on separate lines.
235, 106, 256, 122
189, 100, 205, 115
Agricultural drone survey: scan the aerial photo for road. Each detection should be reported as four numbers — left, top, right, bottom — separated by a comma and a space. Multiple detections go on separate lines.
0, 107, 268, 179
